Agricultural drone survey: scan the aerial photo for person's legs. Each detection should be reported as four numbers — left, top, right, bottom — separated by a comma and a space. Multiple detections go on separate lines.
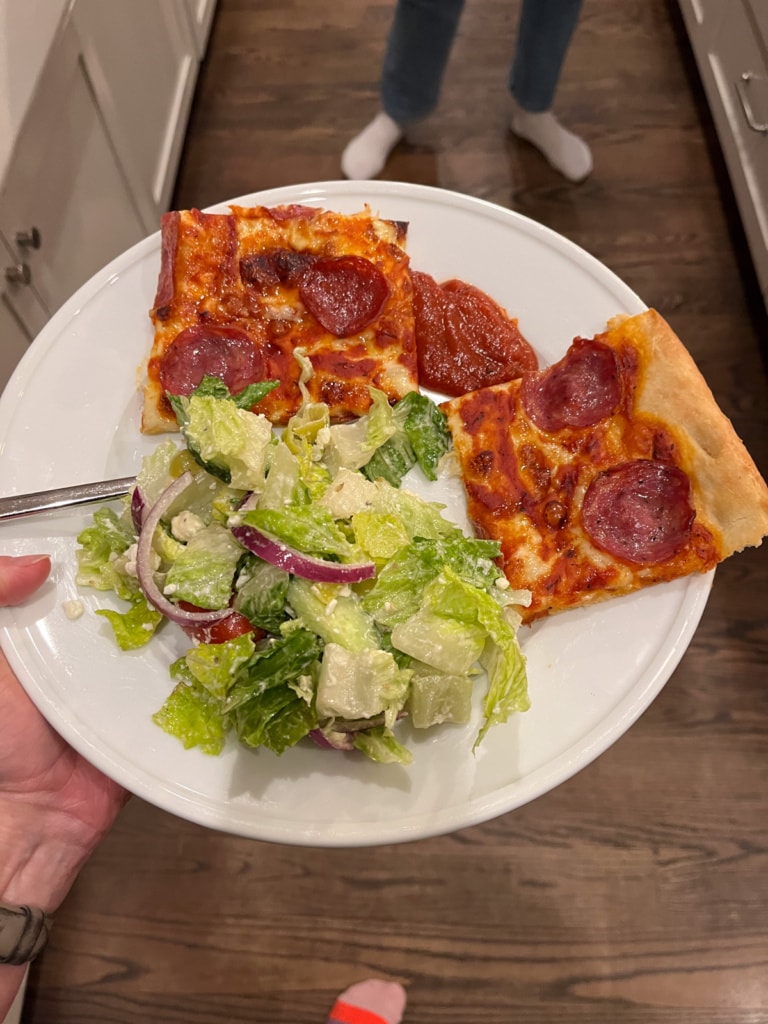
327, 979, 407, 1024
341, 0, 465, 179
507, 0, 592, 181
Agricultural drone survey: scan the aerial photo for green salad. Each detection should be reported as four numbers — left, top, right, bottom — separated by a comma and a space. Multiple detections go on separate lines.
75, 369, 530, 765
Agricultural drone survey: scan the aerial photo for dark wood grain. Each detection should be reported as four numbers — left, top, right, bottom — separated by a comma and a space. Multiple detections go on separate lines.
21, 0, 768, 1020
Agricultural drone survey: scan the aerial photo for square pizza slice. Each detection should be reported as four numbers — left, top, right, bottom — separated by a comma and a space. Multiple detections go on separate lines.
142, 204, 419, 433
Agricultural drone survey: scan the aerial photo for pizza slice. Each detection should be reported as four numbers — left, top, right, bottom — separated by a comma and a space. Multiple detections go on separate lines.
142, 204, 419, 433
442, 308, 768, 623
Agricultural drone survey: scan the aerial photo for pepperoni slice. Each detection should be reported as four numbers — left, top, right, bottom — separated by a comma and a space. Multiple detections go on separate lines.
582, 459, 695, 564
522, 339, 621, 432
159, 326, 266, 397
298, 255, 390, 337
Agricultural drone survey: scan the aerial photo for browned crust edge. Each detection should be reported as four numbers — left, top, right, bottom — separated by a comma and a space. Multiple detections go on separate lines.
607, 309, 768, 557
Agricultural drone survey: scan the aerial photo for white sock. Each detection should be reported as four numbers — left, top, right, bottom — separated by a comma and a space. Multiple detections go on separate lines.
341, 111, 403, 180
510, 100, 593, 182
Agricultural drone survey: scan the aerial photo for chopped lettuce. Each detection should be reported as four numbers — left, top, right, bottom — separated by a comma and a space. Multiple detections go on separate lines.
352, 726, 413, 766
408, 666, 474, 729
241, 505, 364, 563
233, 558, 291, 633
184, 631, 256, 699
153, 678, 230, 756
95, 596, 163, 650
172, 393, 274, 490
362, 390, 450, 486
76, 507, 137, 598
390, 609, 487, 674
362, 533, 504, 629
323, 388, 398, 475
287, 578, 381, 652
77, 370, 531, 766
315, 643, 411, 724
163, 523, 244, 609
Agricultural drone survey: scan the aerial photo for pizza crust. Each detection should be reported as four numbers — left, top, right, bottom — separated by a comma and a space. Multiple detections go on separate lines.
604, 310, 768, 558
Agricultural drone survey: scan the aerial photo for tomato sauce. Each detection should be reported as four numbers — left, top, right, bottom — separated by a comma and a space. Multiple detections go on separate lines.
412, 271, 538, 396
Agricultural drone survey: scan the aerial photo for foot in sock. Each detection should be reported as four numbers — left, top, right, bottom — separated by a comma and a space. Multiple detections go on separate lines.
510, 101, 593, 182
327, 978, 407, 1024
341, 112, 403, 180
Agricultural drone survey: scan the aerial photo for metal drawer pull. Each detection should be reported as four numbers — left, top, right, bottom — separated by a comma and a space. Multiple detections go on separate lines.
15, 227, 41, 250
4, 263, 31, 286
735, 72, 768, 133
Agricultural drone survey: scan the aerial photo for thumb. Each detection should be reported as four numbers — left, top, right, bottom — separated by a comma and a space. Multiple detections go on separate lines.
0, 554, 51, 606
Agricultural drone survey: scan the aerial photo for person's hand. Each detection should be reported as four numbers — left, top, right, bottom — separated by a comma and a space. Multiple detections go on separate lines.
0, 554, 128, 1016
0, 554, 128, 907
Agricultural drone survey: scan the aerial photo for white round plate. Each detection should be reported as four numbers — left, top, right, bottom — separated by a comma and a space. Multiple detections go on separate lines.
0, 181, 712, 847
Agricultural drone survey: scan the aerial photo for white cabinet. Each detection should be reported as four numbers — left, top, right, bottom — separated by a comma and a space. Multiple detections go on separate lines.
0, 233, 35, 390
0, 21, 146, 332
678, 0, 768, 309
72, 0, 203, 229
0, 0, 216, 393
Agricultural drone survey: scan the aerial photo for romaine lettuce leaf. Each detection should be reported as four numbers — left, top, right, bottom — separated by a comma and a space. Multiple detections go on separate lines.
324, 388, 398, 474
163, 523, 244, 609
153, 678, 229, 756
233, 558, 290, 633
352, 726, 413, 766
184, 631, 256, 699
362, 390, 450, 486
95, 596, 163, 650
287, 578, 381, 652
315, 643, 411, 723
390, 608, 486, 674
362, 533, 504, 629
242, 505, 364, 562
76, 507, 139, 600
222, 628, 323, 713
173, 394, 274, 490
407, 665, 474, 728
231, 685, 317, 755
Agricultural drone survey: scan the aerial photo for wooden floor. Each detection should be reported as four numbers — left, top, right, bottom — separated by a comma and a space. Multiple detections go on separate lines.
23, 0, 768, 1021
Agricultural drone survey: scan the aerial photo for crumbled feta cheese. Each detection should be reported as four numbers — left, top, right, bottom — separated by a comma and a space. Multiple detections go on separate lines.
171, 510, 206, 542
62, 599, 84, 621
325, 599, 338, 616
164, 583, 178, 596
124, 543, 139, 577
494, 576, 510, 590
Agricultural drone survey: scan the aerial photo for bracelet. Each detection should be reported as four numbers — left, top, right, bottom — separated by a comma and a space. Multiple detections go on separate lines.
0, 903, 53, 965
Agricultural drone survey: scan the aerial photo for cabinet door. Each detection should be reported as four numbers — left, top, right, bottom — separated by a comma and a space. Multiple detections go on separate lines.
0, 232, 36, 393
73, 0, 200, 228
0, 24, 147, 327
0, 294, 33, 395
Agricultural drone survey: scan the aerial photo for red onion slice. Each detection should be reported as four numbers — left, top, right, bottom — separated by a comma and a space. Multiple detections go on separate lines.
308, 728, 353, 751
130, 486, 146, 533
230, 523, 376, 583
136, 470, 234, 626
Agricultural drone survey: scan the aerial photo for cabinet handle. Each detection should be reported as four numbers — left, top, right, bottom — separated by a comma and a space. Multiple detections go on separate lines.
15, 227, 41, 250
4, 263, 32, 286
735, 72, 768, 133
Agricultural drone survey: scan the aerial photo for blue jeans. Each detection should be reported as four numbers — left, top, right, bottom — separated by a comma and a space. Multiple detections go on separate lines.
381, 0, 584, 124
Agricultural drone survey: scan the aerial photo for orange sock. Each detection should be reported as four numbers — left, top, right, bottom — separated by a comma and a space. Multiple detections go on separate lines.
327, 979, 406, 1024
